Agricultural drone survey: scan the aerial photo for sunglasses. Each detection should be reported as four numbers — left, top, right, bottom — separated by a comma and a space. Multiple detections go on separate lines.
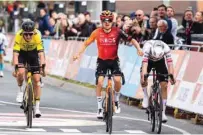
23, 32, 34, 37
102, 19, 113, 23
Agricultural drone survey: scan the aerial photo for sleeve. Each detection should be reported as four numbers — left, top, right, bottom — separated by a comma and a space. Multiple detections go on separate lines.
84, 29, 97, 46
35, 31, 44, 52
119, 29, 132, 41
13, 34, 21, 53
164, 42, 173, 63
142, 42, 150, 63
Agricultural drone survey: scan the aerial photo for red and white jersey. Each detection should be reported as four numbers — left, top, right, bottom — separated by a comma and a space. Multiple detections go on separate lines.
142, 40, 173, 63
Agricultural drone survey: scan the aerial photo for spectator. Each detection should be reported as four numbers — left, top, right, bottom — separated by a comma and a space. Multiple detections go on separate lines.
112, 12, 118, 26
84, 11, 97, 34
122, 15, 133, 32
150, 7, 158, 17
76, 13, 91, 37
156, 19, 174, 45
167, 6, 178, 41
192, 11, 203, 34
135, 9, 146, 28
48, 17, 56, 36
148, 17, 158, 39
180, 9, 194, 45
157, 4, 172, 32
50, 10, 58, 20
38, 8, 54, 36
64, 19, 78, 40
116, 15, 123, 29
129, 20, 149, 45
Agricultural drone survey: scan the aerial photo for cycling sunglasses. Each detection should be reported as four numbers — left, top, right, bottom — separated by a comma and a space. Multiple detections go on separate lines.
102, 18, 113, 23
23, 32, 34, 37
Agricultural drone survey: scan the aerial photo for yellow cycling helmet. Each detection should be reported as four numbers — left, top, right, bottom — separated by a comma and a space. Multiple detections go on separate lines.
100, 10, 114, 21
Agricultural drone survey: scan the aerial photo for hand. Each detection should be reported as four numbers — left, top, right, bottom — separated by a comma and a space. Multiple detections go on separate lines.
169, 74, 176, 85
170, 78, 176, 85
12, 71, 18, 77
73, 53, 80, 61
137, 49, 144, 56
44, 30, 50, 36
40, 70, 46, 77
71, 28, 78, 34
40, 64, 46, 77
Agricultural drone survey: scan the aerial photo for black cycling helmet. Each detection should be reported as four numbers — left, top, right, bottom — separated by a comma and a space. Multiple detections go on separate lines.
22, 19, 35, 32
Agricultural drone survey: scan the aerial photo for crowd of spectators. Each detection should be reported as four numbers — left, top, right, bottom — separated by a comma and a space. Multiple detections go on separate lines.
1, 1, 203, 49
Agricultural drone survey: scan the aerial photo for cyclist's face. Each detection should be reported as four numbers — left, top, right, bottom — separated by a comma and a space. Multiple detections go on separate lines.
102, 19, 113, 30
23, 32, 34, 42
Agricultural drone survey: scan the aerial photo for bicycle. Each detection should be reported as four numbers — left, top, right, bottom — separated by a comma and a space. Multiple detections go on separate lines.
96, 69, 125, 134
16, 64, 45, 128
144, 68, 174, 134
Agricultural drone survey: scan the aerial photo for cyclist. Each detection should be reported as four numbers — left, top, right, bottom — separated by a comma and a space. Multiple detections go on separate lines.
73, 10, 143, 119
140, 40, 176, 123
0, 29, 8, 77
12, 19, 46, 118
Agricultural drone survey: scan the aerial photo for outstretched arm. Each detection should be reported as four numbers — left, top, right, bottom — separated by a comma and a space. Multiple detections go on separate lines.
73, 30, 97, 60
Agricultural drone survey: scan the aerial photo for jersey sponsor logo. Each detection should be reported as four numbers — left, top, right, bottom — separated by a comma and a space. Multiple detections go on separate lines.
100, 37, 116, 45
22, 43, 35, 50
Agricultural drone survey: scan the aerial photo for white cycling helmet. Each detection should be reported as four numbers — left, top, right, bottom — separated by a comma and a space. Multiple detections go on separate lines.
149, 40, 165, 60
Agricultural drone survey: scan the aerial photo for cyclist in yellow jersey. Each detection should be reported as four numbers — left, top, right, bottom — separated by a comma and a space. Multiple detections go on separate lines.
12, 19, 46, 118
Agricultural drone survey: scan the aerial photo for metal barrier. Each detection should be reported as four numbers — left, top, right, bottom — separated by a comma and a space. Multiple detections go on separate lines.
168, 44, 202, 52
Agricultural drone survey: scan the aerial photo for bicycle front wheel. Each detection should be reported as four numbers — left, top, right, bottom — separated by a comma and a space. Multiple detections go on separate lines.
155, 87, 163, 134
27, 83, 33, 128
149, 94, 155, 132
107, 90, 113, 134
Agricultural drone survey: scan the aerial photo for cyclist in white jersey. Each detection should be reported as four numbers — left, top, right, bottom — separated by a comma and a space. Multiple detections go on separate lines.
140, 40, 176, 123
0, 32, 8, 77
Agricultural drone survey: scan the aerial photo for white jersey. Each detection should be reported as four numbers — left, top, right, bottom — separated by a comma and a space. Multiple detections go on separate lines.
142, 40, 172, 63
0, 33, 8, 50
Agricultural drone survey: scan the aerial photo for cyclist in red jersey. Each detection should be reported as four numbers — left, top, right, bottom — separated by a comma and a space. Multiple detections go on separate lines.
73, 10, 143, 119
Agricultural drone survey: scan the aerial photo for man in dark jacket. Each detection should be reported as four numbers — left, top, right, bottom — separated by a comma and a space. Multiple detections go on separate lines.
76, 13, 91, 37
156, 19, 174, 45
84, 11, 97, 34
38, 8, 55, 36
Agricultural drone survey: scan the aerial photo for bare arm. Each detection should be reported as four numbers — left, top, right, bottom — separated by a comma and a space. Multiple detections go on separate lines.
12, 52, 19, 66
167, 62, 174, 75
130, 38, 142, 50
38, 51, 46, 65
74, 30, 97, 60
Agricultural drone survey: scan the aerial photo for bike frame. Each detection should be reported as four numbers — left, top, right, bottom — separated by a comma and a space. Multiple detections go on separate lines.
105, 70, 115, 113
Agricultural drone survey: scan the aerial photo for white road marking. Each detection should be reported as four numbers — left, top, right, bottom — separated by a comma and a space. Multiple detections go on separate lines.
0, 113, 95, 118
60, 129, 81, 133
25, 128, 46, 132
125, 130, 146, 134
0, 116, 104, 127
0, 100, 191, 135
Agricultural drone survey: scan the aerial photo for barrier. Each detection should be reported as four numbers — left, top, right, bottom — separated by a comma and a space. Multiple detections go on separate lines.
4, 34, 203, 117
168, 44, 202, 52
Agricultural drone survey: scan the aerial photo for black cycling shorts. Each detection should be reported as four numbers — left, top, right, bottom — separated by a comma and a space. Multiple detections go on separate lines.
95, 57, 122, 77
18, 49, 40, 74
140, 58, 168, 82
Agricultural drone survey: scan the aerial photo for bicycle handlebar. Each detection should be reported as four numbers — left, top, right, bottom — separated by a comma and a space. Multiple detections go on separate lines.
15, 64, 46, 72
144, 73, 175, 82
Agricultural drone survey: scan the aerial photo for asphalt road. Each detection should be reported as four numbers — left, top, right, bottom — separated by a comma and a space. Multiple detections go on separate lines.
0, 70, 202, 135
